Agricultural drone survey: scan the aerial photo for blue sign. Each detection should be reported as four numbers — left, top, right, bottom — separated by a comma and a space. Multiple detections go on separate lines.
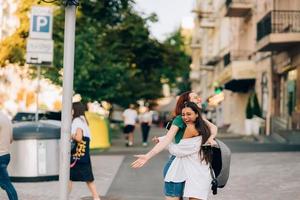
32, 16, 50, 33
29, 6, 53, 39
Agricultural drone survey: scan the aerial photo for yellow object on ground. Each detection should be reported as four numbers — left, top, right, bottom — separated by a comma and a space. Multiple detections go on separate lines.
85, 112, 110, 149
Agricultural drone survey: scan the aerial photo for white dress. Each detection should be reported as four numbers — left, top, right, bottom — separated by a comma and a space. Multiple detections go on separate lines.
164, 136, 212, 200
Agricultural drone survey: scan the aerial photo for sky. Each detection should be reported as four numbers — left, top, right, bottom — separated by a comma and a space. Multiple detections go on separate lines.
134, 0, 195, 42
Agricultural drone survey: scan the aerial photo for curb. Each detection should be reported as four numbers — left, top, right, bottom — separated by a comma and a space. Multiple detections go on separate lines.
216, 133, 244, 139
271, 132, 288, 144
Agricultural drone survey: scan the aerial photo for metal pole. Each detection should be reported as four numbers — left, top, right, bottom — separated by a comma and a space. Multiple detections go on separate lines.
35, 65, 41, 122
59, 5, 76, 200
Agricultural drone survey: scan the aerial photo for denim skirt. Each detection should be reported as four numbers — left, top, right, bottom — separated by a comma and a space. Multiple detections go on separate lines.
163, 155, 185, 197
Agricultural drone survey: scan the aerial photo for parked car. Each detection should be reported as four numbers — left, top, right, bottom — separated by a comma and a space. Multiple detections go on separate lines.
12, 111, 61, 123
12, 112, 46, 123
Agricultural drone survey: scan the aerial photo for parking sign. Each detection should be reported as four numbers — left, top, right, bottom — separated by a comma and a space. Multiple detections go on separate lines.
26, 39, 53, 65
30, 6, 53, 39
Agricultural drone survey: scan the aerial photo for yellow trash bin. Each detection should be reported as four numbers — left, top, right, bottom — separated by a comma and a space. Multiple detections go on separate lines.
85, 112, 110, 149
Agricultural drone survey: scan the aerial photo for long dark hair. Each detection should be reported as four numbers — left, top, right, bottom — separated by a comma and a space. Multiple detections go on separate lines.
182, 102, 211, 163
72, 102, 88, 124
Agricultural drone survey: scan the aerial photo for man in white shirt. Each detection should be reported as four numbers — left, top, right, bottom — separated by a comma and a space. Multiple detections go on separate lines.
122, 104, 138, 147
0, 110, 18, 200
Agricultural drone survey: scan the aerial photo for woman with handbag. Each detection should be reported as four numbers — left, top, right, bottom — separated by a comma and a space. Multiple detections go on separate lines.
69, 102, 101, 200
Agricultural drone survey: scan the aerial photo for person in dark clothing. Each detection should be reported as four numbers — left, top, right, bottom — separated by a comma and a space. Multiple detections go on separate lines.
139, 106, 152, 146
0, 110, 18, 200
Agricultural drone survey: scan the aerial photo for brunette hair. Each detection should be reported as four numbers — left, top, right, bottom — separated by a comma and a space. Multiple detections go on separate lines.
174, 91, 192, 116
72, 102, 88, 123
182, 101, 211, 163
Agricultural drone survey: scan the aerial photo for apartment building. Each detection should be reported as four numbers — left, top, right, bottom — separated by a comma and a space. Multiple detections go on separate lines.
191, 0, 300, 135
256, 0, 300, 134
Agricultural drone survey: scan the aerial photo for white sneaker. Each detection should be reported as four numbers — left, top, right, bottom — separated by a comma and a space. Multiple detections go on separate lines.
128, 141, 133, 146
142, 142, 148, 147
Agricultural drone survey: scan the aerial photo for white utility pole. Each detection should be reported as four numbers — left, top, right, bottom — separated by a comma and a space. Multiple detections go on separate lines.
59, 1, 78, 199
35, 65, 41, 122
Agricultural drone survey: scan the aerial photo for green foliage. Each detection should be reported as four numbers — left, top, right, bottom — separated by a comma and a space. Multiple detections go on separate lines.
0, 0, 39, 66
162, 30, 191, 93
1, 0, 191, 107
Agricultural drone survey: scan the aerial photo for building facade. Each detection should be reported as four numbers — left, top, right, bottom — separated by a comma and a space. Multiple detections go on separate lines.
191, 0, 300, 135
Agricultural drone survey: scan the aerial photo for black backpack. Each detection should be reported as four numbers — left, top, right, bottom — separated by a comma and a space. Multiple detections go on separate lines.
203, 139, 231, 195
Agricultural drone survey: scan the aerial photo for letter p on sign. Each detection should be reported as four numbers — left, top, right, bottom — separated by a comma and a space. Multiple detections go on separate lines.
33, 16, 50, 32
29, 6, 53, 39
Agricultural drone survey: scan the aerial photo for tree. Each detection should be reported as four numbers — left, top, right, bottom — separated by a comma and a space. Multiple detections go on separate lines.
162, 30, 191, 94
1, 0, 191, 107
0, 0, 39, 66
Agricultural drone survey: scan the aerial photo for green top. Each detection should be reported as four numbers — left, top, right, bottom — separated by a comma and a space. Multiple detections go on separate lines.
172, 115, 186, 144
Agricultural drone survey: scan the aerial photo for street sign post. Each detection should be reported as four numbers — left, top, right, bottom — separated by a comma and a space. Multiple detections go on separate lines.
26, 6, 53, 65
26, 6, 54, 122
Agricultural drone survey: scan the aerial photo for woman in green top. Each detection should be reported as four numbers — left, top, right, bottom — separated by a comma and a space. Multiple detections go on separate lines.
131, 91, 217, 200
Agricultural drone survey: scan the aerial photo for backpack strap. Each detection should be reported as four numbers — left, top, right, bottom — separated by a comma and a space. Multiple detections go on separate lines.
209, 163, 218, 195
207, 147, 218, 195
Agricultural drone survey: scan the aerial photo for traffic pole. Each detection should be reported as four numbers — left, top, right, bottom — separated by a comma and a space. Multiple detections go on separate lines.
35, 65, 40, 122
59, 2, 78, 200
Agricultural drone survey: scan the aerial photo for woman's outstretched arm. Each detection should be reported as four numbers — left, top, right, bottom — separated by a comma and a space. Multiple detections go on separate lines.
131, 125, 179, 168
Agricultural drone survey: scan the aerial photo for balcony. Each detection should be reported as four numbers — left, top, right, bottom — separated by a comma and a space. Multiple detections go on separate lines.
199, 18, 215, 29
257, 10, 300, 51
200, 66, 214, 71
223, 50, 252, 67
190, 70, 201, 81
203, 56, 220, 66
190, 39, 201, 49
192, 6, 213, 18
215, 50, 256, 92
225, 0, 252, 17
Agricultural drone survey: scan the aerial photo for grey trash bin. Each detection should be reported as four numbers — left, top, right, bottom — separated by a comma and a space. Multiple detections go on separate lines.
8, 121, 61, 182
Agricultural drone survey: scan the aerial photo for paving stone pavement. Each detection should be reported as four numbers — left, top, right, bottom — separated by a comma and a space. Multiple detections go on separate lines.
1, 126, 300, 200
0, 155, 124, 200
105, 151, 300, 200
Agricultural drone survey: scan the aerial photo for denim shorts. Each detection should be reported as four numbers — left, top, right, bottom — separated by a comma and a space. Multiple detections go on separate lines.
163, 155, 185, 197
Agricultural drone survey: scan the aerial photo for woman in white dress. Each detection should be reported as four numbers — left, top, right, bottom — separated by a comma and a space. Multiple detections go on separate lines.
132, 101, 214, 200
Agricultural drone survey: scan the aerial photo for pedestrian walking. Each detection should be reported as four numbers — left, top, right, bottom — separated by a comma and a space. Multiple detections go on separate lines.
132, 91, 218, 200
122, 104, 138, 147
139, 106, 152, 146
69, 102, 101, 200
0, 110, 18, 200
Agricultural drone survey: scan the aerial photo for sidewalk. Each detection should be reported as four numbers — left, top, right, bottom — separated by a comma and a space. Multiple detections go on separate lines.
2, 125, 300, 199
104, 126, 300, 200
0, 156, 124, 200
0, 125, 165, 200
216, 130, 300, 145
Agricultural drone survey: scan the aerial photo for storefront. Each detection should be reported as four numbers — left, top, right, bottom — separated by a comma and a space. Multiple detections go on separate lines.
272, 50, 299, 132
213, 60, 257, 134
